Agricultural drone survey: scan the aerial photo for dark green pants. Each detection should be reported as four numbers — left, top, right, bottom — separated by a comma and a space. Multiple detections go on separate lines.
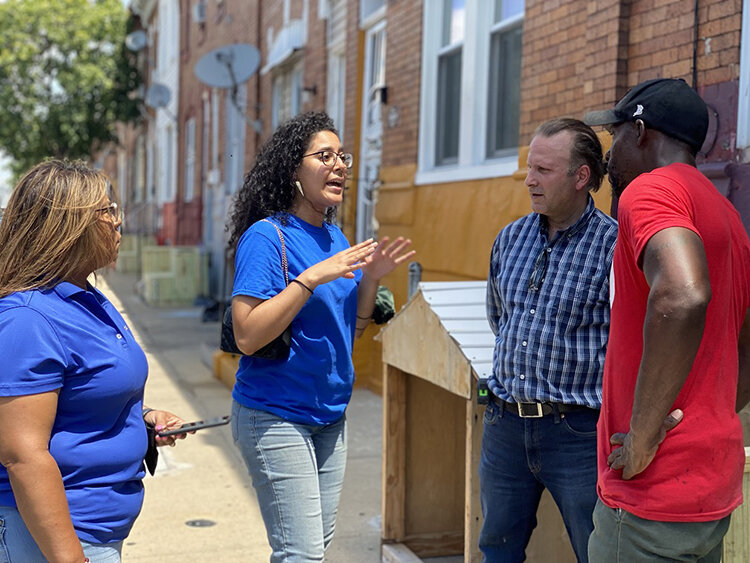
588, 499, 730, 562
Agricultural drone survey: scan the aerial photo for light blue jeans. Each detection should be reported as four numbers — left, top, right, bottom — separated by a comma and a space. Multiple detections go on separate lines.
231, 401, 347, 563
0, 506, 122, 562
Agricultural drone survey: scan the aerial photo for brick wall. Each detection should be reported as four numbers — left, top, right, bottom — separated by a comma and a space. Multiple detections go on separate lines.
302, 1, 328, 113
520, 0, 629, 143
176, 0, 263, 244
381, 0, 422, 168
627, 0, 741, 86
519, 0, 742, 143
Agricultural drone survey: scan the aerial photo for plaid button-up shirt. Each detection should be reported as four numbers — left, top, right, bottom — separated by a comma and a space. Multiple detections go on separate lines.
486, 197, 618, 408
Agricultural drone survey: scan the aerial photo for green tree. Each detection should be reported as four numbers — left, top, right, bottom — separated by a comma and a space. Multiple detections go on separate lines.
0, 0, 141, 176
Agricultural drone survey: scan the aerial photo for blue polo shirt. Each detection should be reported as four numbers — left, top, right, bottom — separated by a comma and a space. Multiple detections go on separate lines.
232, 214, 360, 425
0, 282, 149, 544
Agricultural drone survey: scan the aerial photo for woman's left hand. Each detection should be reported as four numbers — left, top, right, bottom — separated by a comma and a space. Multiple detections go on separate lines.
144, 409, 191, 447
361, 237, 415, 281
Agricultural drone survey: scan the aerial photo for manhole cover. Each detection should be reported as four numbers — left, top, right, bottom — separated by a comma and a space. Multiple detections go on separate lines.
185, 519, 216, 527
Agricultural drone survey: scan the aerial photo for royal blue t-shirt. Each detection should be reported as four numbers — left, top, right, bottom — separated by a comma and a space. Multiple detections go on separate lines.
0, 282, 149, 544
232, 214, 360, 425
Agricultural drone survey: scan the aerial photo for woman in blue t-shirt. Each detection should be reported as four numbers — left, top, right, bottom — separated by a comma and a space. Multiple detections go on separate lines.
0, 160, 188, 563
226, 111, 414, 560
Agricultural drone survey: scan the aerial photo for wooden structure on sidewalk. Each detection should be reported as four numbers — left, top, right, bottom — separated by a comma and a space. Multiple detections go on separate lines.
378, 281, 576, 562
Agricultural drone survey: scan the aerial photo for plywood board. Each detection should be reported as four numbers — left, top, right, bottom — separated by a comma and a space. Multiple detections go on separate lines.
404, 378, 464, 537
464, 377, 485, 563
380, 295, 472, 398
382, 365, 407, 541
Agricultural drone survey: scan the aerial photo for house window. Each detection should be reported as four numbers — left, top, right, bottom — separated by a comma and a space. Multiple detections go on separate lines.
271, 61, 303, 129
435, 0, 464, 166
326, 0, 347, 137
418, 0, 524, 184
225, 85, 246, 194
159, 124, 176, 203
360, 0, 386, 27
487, 0, 523, 157
202, 96, 210, 185
135, 136, 146, 204
184, 117, 196, 201
211, 89, 220, 171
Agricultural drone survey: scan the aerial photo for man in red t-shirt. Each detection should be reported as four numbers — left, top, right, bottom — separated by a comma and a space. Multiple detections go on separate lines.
584, 78, 750, 561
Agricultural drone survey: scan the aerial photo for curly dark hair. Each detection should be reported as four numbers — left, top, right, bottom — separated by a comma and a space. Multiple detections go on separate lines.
226, 111, 338, 254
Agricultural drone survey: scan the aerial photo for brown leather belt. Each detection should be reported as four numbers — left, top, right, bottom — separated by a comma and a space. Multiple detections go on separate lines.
490, 394, 597, 418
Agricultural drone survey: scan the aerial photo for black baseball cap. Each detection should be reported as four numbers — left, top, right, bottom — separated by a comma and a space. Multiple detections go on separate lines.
584, 78, 708, 152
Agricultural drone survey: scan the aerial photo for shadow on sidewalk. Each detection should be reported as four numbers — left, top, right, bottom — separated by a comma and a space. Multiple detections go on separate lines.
100, 269, 385, 562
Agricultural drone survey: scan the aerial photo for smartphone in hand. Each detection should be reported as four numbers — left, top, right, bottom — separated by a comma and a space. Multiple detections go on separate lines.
156, 415, 231, 437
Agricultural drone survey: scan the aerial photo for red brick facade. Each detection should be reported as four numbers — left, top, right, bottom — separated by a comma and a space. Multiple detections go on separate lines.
122, 0, 749, 291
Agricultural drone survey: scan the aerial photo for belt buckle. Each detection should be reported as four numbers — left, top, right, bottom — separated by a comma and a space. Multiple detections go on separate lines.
517, 402, 544, 418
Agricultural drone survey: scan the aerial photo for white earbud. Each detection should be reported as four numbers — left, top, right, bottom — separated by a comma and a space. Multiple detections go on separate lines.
295, 180, 304, 197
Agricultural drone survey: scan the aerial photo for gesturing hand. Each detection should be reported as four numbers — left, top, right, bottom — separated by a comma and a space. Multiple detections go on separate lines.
303, 238, 379, 287
361, 236, 416, 281
607, 408, 683, 480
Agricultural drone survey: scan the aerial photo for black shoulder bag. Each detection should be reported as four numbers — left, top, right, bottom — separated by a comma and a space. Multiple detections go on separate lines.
221, 219, 292, 360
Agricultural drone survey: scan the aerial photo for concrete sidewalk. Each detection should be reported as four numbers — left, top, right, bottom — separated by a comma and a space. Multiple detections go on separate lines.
99, 270, 382, 562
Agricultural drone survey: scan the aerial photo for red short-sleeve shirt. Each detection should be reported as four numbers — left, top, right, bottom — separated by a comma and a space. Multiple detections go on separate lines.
598, 163, 750, 522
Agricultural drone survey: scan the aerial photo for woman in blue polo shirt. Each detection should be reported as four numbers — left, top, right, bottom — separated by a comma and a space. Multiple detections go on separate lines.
226, 112, 414, 560
0, 160, 187, 563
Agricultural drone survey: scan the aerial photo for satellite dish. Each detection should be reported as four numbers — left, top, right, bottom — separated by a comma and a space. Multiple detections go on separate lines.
125, 30, 148, 52
144, 83, 172, 109
194, 43, 260, 89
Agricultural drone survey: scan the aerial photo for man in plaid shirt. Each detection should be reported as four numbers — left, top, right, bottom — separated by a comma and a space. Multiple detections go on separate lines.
480, 118, 617, 562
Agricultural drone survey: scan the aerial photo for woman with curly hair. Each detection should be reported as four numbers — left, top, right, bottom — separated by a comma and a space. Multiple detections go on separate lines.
227, 111, 413, 561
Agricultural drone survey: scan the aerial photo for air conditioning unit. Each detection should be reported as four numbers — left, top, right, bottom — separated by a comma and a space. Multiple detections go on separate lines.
192, 1, 206, 24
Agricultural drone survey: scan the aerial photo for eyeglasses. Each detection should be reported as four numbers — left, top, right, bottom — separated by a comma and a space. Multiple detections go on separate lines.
303, 150, 353, 169
528, 247, 551, 292
97, 202, 122, 223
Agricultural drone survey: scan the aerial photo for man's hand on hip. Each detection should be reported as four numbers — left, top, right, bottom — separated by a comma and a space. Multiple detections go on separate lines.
607, 409, 683, 480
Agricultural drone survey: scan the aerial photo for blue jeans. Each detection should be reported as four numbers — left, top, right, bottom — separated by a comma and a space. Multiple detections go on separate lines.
81, 540, 122, 563
0, 506, 122, 563
0, 506, 45, 563
588, 499, 729, 562
479, 400, 599, 562
231, 401, 347, 563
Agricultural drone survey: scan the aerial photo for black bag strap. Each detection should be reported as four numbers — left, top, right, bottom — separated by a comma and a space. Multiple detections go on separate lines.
260, 218, 289, 286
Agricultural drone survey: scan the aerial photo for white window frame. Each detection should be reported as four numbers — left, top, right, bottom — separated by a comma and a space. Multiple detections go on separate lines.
225, 85, 246, 194
737, 0, 750, 150
360, 0, 386, 28
327, 49, 346, 137
416, 1, 523, 185
117, 150, 127, 210
325, 0, 347, 137
271, 60, 303, 129
184, 117, 196, 202
211, 89, 220, 170
202, 95, 210, 184
135, 136, 145, 204
157, 124, 176, 204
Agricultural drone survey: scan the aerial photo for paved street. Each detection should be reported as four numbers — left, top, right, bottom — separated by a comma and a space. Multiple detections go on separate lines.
99, 270, 383, 562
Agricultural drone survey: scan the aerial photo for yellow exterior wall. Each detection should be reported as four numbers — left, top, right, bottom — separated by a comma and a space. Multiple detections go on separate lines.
353, 134, 614, 392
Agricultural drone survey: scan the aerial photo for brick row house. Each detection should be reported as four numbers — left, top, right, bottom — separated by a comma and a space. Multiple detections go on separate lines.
109, 0, 750, 392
